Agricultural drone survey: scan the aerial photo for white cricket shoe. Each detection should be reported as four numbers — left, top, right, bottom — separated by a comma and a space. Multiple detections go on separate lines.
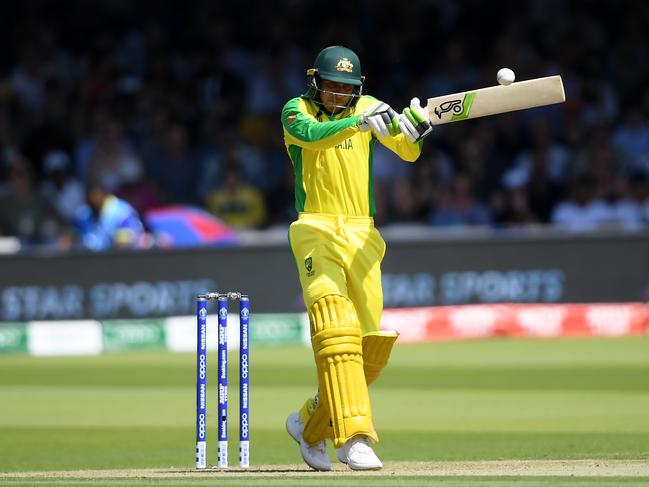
286, 412, 331, 471
337, 435, 383, 470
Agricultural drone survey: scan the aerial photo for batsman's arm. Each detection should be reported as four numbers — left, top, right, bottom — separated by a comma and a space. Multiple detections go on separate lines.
282, 98, 360, 150
377, 132, 422, 162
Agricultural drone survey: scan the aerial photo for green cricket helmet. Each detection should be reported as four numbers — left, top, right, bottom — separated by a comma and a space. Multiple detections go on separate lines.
306, 46, 365, 109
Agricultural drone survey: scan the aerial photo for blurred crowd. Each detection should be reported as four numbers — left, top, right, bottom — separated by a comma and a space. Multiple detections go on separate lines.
1, 0, 649, 250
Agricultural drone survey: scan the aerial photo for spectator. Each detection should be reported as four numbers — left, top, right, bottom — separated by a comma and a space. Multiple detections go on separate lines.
550, 176, 616, 231
578, 76, 619, 128
371, 143, 412, 226
520, 148, 565, 222
246, 53, 302, 115
0, 155, 69, 247
492, 187, 540, 227
612, 107, 649, 176
20, 79, 75, 169
205, 162, 267, 229
74, 182, 146, 251
40, 150, 85, 223
235, 116, 283, 192
81, 115, 143, 192
391, 155, 446, 223
0, 1, 648, 237
609, 177, 643, 230
9, 46, 46, 111
631, 174, 649, 226
143, 120, 201, 203
630, 173, 649, 226
502, 117, 571, 190
114, 161, 163, 215
454, 136, 493, 198
430, 174, 492, 227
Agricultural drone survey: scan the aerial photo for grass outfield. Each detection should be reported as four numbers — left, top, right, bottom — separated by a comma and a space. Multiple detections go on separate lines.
1, 337, 648, 486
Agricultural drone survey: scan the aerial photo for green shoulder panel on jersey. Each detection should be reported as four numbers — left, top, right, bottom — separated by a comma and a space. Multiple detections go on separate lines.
287, 144, 306, 212
358, 95, 377, 103
282, 97, 359, 143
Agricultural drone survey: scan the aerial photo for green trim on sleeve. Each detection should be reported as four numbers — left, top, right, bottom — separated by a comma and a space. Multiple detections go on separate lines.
288, 144, 306, 212
368, 137, 377, 217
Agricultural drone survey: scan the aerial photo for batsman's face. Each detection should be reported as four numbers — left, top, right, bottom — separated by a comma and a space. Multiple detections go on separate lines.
320, 80, 354, 113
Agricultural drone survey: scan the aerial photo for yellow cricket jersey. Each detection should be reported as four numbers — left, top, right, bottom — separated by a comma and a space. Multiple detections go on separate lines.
281, 95, 422, 217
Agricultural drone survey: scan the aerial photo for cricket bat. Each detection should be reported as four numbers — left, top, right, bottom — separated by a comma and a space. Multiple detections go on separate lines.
425, 75, 565, 125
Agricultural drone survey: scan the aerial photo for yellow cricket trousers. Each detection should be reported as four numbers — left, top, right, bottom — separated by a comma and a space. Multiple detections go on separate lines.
288, 212, 386, 334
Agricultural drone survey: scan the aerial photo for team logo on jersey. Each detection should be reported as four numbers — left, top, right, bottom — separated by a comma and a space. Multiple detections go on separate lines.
287, 115, 297, 125
336, 58, 354, 73
305, 257, 315, 277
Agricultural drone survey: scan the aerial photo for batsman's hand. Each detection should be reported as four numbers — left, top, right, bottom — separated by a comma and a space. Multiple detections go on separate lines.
398, 98, 433, 143
359, 101, 400, 138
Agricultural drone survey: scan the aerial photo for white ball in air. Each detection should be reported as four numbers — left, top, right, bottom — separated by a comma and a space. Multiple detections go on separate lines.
497, 68, 515, 86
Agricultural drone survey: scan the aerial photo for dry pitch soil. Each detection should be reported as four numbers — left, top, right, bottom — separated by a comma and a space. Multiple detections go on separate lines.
2, 459, 649, 479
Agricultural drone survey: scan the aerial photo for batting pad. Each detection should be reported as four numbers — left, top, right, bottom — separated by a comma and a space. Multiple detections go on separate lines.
362, 331, 399, 385
300, 394, 332, 445
307, 295, 377, 447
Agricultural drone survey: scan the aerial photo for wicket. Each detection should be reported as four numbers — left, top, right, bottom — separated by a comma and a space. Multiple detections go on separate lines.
195, 292, 250, 469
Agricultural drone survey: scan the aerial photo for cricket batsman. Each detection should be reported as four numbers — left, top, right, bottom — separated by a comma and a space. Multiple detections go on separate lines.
281, 45, 432, 470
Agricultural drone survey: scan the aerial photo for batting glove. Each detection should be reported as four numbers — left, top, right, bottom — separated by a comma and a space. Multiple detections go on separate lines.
359, 101, 400, 138
398, 98, 433, 143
